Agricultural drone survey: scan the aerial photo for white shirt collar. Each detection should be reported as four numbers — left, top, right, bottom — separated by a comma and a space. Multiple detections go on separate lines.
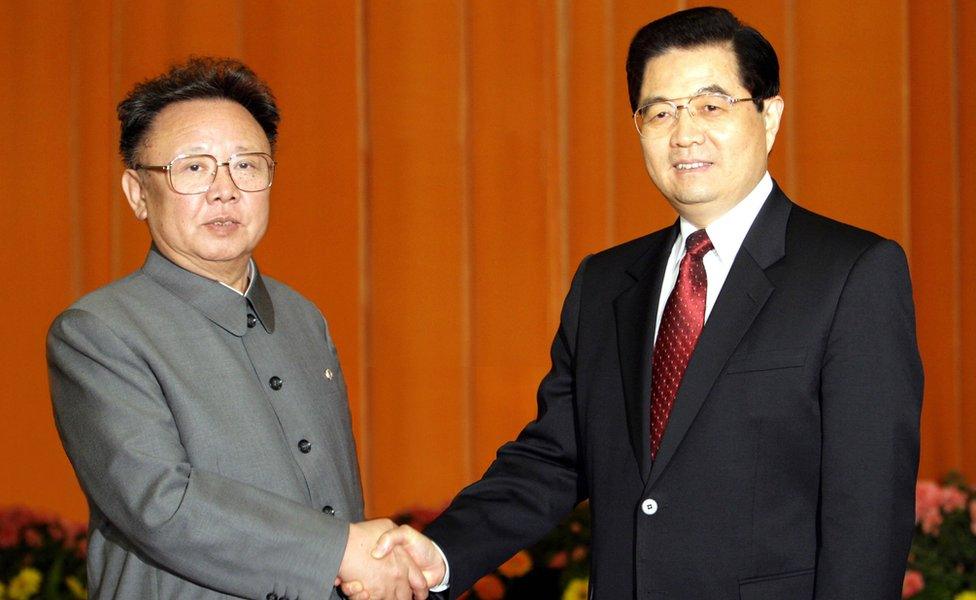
218, 259, 256, 297
676, 171, 773, 263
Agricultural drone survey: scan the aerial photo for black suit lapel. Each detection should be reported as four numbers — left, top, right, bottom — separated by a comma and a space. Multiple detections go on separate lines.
646, 184, 793, 489
614, 224, 678, 483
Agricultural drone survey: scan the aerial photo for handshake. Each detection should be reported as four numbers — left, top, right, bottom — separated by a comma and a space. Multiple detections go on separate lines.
335, 518, 446, 600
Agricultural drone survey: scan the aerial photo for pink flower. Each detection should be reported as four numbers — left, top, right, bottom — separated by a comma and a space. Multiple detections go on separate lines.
0, 525, 18, 548
75, 537, 88, 559
571, 545, 588, 562
915, 480, 949, 534
0, 506, 35, 548
915, 480, 941, 524
939, 486, 967, 512
902, 570, 924, 598
65, 519, 87, 543
920, 509, 943, 535
548, 551, 568, 569
23, 528, 43, 548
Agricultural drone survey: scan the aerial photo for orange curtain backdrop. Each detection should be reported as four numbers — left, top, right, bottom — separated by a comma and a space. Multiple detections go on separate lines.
1, 1, 973, 523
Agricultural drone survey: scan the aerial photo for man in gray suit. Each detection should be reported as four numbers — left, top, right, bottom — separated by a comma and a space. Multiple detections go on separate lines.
47, 58, 427, 600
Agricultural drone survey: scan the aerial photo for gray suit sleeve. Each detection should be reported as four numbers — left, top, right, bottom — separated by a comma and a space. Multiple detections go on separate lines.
48, 308, 347, 600
815, 239, 923, 599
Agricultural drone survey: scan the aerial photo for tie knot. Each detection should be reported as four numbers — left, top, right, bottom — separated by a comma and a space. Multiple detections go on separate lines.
685, 229, 713, 259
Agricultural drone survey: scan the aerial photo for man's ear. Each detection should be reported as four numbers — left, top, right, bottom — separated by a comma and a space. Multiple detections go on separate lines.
121, 169, 149, 221
762, 96, 784, 154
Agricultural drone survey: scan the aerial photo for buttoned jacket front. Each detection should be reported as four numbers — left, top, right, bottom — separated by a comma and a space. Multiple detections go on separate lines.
48, 247, 362, 600
425, 184, 923, 600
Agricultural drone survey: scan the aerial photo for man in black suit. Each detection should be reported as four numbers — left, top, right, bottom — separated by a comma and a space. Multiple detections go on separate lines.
355, 7, 923, 599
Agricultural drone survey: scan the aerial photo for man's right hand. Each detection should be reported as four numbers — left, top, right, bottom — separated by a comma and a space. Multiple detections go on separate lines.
336, 519, 430, 600
371, 525, 446, 591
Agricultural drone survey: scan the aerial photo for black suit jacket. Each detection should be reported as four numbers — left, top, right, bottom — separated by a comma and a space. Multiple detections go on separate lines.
425, 184, 923, 600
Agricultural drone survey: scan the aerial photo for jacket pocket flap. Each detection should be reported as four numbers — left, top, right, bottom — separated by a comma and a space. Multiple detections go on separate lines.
739, 567, 815, 600
725, 347, 808, 374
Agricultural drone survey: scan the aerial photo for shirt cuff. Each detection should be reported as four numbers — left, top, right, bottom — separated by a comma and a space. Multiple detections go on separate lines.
428, 540, 450, 592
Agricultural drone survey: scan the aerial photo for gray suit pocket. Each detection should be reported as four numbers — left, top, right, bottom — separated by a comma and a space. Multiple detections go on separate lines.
738, 567, 815, 600
725, 347, 808, 374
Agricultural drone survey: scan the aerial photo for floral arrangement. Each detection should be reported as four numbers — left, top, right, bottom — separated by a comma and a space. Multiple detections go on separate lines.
4, 472, 972, 600
393, 502, 591, 599
903, 474, 976, 599
0, 506, 87, 600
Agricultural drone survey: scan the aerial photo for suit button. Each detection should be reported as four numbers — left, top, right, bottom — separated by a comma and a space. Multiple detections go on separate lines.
298, 439, 312, 453
641, 498, 658, 515
322, 505, 335, 515
266, 593, 277, 600
269, 376, 283, 390
247, 313, 257, 328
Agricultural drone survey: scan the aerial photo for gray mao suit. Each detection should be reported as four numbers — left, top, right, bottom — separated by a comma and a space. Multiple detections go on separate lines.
47, 247, 363, 600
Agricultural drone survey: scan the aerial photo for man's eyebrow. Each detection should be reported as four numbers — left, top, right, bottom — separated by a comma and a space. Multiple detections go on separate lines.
696, 84, 732, 96
637, 84, 735, 107
638, 94, 669, 107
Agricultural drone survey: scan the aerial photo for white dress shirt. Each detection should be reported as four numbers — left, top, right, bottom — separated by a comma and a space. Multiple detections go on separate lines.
653, 172, 772, 341
218, 259, 256, 297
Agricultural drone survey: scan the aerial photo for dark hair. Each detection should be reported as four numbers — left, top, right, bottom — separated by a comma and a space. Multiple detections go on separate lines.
625, 7, 779, 112
117, 57, 280, 167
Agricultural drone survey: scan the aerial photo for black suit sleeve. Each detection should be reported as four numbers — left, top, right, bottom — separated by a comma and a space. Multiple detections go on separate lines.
814, 239, 923, 599
423, 257, 590, 598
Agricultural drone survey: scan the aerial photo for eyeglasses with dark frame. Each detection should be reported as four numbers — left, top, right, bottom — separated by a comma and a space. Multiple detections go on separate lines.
633, 93, 757, 138
135, 152, 276, 195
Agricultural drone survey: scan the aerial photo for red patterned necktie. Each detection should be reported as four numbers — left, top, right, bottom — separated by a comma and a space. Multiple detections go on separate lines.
650, 229, 713, 459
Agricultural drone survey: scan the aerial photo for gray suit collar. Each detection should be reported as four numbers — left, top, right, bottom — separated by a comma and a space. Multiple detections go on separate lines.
246, 267, 276, 333
141, 246, 276, 336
